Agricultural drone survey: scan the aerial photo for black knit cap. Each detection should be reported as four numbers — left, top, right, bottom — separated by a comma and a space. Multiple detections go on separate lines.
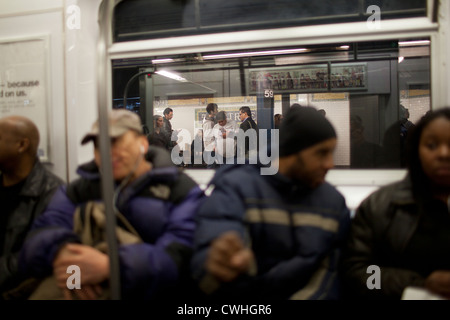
279, 106, 337, 157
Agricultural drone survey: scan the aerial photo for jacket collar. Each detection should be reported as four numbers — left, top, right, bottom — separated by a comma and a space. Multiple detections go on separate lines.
210, 163, 311, 195
267, 171, 312, 195
17, 159, 49, 197
389, 174, 416, 206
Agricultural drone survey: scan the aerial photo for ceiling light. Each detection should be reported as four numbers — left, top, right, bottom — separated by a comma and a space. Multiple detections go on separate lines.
339, 45, 350, 49
202, 48, 308, 60
398, 40, 430, 47
152, 58, 175, 64
398, 56, 404, 63
155, 70, 188, 82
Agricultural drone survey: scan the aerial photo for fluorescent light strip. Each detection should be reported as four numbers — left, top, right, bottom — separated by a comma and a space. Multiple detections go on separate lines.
203, 48, 308, 60
152, 58, 175, 64
155, 70, 188, 82
398, 40, 430, 47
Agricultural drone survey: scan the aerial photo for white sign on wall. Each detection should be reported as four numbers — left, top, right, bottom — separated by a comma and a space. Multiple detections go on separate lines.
0, 36, 51, 161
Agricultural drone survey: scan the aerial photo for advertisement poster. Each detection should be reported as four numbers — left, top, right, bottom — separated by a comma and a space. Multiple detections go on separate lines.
330, 63, 368, 91
249, 65, 328, 94
0, 36, 50, 161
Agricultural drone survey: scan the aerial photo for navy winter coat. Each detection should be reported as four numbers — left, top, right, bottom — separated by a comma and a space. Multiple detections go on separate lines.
191, 164, 351, 300
19, 148, 204, 299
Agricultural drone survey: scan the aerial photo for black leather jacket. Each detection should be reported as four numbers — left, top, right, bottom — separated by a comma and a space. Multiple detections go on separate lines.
0, 159, 63, 295
341, 175, 428, 300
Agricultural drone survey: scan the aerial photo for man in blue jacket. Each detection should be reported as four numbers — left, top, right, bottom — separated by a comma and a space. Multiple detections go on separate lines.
191, 106, 351, 300
19, 109, 204, 300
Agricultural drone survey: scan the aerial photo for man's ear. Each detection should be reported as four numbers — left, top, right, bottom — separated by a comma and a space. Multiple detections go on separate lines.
17, 138, 30, 153
139, 136, 149, 154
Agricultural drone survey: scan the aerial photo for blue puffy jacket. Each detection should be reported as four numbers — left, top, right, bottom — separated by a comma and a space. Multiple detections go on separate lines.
191, 164, 351, 300
19, 147, 204, 300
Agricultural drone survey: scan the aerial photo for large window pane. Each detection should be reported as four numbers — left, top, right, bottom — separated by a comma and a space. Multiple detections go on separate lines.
112, 39, 431, 169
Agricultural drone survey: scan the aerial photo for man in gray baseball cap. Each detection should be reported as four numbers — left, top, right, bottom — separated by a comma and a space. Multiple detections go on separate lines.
81, 108, 143, 145
80, 108, 148, 181
19, 108, 204, 300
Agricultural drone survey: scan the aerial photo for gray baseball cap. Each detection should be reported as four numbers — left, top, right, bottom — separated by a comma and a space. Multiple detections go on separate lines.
81, 108, 143, 145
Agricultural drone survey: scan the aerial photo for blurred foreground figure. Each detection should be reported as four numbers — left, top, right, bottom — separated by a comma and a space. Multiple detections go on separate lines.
0, 115, 63, 300
19, 109, 204, 300
342, 107, 450, 300
191, 106, 351, 300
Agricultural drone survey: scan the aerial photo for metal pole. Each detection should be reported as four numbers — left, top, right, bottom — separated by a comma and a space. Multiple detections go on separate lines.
97, 0, 121, 300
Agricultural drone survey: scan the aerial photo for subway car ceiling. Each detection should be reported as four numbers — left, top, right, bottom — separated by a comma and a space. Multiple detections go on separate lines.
113, 0, 428, 42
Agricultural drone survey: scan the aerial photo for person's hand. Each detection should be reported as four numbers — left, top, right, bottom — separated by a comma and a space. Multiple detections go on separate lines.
61, 284, 103, 300
206, 231, 255, 282
53, 243, 110, 299
425, 270, 450, 299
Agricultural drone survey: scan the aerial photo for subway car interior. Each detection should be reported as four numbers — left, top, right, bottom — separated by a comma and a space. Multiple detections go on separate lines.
0, 0, 446, 210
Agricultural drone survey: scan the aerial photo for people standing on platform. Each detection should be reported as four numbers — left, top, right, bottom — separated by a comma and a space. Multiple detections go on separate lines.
191, 106, 351, 300
274, 114, 284, 129
162, 107, 178, 152
342, 107, 450, 300
212, 111, 239, 166
19, 109, 204, 300
0, 115, 63, 300
148, 115, 170, 149
190, 129, 205, 168
202, 103, 218, 169
238, 106, 259, 162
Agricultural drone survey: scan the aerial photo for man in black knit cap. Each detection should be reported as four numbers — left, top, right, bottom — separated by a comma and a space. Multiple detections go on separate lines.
191, 106, 351, 300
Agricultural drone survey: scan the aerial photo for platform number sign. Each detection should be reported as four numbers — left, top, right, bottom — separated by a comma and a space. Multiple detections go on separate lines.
264, 89, 273, 98
263, 89, 274, 109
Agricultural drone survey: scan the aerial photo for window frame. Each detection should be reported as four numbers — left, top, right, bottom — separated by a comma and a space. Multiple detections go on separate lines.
100, 0, 440, 190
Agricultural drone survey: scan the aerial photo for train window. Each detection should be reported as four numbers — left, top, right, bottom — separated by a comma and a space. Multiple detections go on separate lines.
113, 0, 427, 42
111, 39, 431, 169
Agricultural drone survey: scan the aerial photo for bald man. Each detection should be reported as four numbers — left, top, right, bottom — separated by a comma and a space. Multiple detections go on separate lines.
0, 115, 63, 299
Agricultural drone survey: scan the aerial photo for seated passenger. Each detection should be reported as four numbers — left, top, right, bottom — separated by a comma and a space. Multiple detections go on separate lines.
191, 106, 351, 300
19, 109, 204, 300
342, 107, 450, 300
0, 116, 63, 300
